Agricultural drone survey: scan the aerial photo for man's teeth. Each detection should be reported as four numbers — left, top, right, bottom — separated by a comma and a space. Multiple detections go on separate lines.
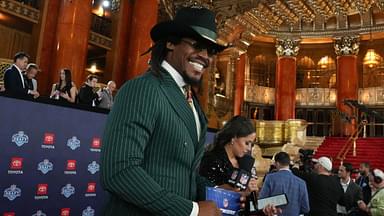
189, 61, 204, 71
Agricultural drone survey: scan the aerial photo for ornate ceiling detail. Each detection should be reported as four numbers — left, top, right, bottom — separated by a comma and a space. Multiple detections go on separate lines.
334, 36, 360, 56
160, 0, 384, 50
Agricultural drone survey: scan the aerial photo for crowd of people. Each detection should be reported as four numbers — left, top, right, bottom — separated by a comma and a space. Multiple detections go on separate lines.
2, 5, 384, 216
1, 52, 116, 110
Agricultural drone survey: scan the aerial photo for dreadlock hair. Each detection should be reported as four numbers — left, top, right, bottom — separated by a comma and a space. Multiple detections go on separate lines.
149, 35, 182, 77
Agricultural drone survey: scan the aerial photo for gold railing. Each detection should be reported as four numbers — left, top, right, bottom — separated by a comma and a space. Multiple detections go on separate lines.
336, 121, 365, 162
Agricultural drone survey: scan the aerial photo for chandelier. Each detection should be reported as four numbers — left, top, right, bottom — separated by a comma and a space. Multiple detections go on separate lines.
363, 49, 380, 68
363, 8, 381, 68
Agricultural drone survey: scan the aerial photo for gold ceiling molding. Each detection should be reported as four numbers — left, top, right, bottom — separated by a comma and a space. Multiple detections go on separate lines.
160, 0, 384, 50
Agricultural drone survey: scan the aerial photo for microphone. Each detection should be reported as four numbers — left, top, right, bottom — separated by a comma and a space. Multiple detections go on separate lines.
227, 154, 255, 190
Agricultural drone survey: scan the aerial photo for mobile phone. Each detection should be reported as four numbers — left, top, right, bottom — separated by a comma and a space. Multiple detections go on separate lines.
257, 194, 288, 210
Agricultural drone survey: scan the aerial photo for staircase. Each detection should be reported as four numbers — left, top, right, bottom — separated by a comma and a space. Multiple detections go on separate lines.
314, 137, 384, 171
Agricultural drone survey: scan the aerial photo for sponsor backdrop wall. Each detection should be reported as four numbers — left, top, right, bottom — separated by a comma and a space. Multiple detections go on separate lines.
0, 96, 217, 216
0, 97, 108, 216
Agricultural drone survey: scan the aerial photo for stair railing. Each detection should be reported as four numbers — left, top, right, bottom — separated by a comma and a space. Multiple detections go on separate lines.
336, 121, 365, 163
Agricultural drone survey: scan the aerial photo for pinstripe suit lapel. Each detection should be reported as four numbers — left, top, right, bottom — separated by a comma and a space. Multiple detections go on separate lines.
158, 70, 199, 145
191, 94, 208, 169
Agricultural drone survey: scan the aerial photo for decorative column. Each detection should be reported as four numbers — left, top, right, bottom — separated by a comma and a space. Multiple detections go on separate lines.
233, 53, 247, 116
105, 0, 133, 88
51, 0, 93, 86
334, 36, 360, 136
125, 0, 158, 80
33, 0, 61, 95
275, 38, 300, 120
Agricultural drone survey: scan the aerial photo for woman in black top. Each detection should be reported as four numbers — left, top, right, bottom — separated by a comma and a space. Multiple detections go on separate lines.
199, 116, 258, 191
49, 68, 77, 103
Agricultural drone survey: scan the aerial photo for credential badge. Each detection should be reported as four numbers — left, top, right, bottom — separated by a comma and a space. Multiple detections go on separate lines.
61, 184, 75, 198
32, 210, 47, 216
82, 206, 95, 216
3, 185, 21, 201
87, 161, 100, 174
38, 159, 53, 174
12, 131, 28, 147
67, 136, 80, 150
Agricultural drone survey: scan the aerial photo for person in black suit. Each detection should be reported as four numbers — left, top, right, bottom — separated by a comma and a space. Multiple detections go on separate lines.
77, 74, 100, 106
4, 52, 39, 98
337, 162, 364, 216
356, 162, 372, 204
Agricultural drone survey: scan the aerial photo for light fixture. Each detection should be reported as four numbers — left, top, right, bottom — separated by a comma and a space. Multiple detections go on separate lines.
102, 0, 110, 8
90, 64, 97, 73
87, 64, 102, 74
95, 6, 104, 17
318, 56, 329, 69
363, 8, 381, 68
363, 49, 380, 68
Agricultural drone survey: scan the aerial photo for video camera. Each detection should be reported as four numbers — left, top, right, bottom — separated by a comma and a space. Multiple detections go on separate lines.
298, 149, 314, 173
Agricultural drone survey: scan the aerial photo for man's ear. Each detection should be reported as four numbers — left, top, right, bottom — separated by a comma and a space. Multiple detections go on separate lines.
166, 42, 175, 51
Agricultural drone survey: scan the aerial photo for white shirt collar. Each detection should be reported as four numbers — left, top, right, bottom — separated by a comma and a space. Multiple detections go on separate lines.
340, 177, 351, 186
13, 64, 25, 88
13, 64, 23, 73
161, 60, 186, 89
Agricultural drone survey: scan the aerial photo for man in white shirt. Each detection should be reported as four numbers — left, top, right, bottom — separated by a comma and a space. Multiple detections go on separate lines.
337, 162, 363, 216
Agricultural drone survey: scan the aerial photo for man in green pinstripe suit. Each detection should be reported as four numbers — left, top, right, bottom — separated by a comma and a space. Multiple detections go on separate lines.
100, 6, 226, 216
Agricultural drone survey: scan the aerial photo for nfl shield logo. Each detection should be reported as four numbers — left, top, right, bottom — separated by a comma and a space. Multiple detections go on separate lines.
61, 184, 75, 198
87, 161, 100, 174
3, 184, 21, 201
82, 206, 95, 216
32, 210, 47, 216
38, 159, 53, 174
11, 131, 29, 147
67, 136, 81, 150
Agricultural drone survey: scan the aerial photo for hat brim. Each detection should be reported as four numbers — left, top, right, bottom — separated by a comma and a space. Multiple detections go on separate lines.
150, 21, 227, 53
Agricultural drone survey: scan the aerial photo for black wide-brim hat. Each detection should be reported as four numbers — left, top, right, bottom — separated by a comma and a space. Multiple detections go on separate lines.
150, 6, 227, 53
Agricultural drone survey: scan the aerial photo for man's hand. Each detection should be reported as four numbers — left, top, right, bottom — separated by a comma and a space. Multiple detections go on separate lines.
197, 201, 221, 216
30, 90, 39, 98
263, 204, 282, 216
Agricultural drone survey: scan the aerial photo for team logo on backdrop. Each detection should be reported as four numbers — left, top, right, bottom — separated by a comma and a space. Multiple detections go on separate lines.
87, 161, 100, 174
41, 132, 55, 149
90, 137, 101, 152
85, 182, 96, 197
82, 206, 95, 216
35, 184, 48, 200
32, 210, 47, 216
65, 160, 77, 174
3, 212, 15, 216
3, 184, 21, 201
61, 184, 75, 198
8, 157, 23, 174
60, 208, 70, 216
67, 136, 80, 150
11, 131, 28, 147
38, 159, 53, 174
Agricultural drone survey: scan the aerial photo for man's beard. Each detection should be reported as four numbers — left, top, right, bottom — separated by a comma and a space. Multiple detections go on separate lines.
181, 71, 202, 87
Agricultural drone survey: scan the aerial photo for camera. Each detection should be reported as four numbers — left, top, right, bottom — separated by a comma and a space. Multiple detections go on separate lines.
298, 149, 314, 173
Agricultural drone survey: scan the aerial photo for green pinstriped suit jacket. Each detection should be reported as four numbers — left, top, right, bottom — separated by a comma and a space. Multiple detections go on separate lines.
100, 68, 212, 215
